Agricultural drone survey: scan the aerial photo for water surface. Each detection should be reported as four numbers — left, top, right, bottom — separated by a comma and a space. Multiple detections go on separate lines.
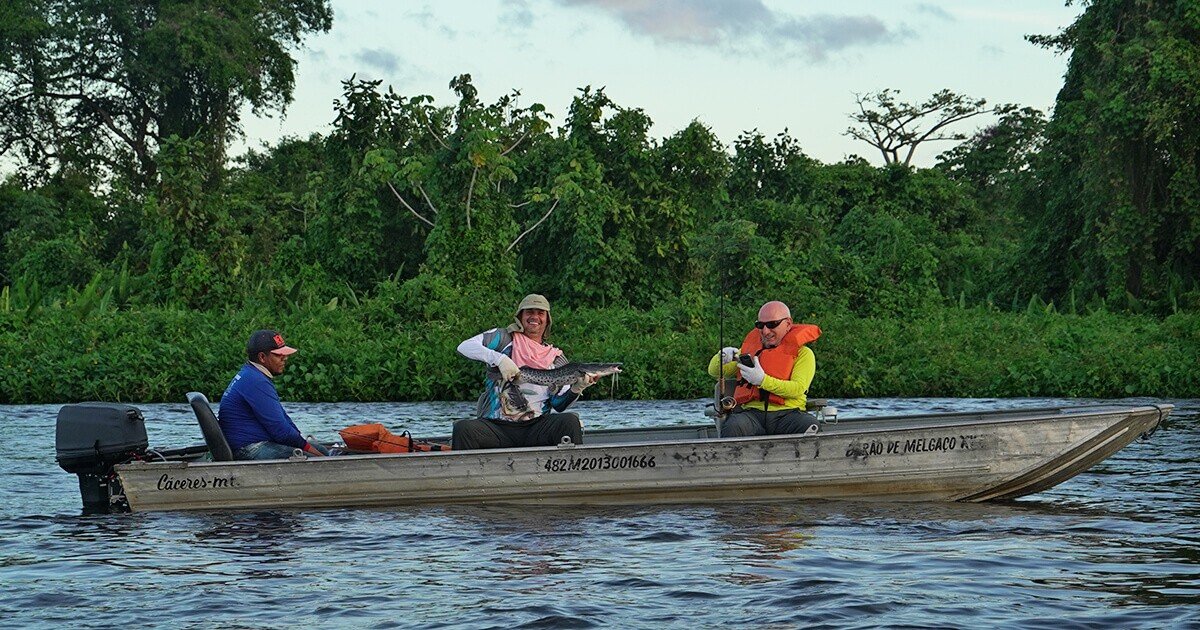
2, 398, 1197, 628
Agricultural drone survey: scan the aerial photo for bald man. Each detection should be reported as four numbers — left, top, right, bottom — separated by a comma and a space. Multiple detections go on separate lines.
707, 301, 822, 437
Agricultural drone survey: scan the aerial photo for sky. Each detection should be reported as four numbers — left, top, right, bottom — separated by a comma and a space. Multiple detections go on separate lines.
242, 1, 1082, 167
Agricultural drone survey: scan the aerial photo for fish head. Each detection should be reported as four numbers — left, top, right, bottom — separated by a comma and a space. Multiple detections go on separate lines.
499, 380, 536, 421
580, 363, 622, 380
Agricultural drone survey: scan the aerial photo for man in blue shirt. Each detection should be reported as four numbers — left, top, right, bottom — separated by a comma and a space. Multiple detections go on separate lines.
217, 329, 326, 460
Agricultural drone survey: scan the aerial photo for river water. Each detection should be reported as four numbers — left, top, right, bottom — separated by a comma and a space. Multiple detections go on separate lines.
2, 398, 1197, 628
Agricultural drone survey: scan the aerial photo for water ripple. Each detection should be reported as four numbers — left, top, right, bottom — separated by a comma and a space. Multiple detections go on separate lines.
1, 398, 1197, 627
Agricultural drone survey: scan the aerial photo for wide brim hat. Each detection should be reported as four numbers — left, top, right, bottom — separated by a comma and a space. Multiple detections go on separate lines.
507, 294, 552, 337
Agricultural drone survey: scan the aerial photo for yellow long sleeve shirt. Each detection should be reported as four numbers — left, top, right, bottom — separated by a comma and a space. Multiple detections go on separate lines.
706, 347, 816, 410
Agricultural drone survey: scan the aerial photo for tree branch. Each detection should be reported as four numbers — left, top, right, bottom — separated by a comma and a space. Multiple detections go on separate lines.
34, 90, 140, 156
425, 120, 449, 150
507, 198, 559, 252
847, 89, 991, 166
500, 129, 529, 156
419, 110, 450, 150
290, 205, 309, 232
386, 181, 435, 227
850, 95, 897, 164
415, 182, 439, 214
465, 167, 478, 230
902, 109, 991, 165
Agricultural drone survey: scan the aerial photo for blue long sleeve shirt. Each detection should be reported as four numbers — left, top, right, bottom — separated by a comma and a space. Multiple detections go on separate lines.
217, 363, 306, 451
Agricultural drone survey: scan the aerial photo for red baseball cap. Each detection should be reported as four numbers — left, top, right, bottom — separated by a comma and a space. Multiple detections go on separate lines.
247, 329, 298, 357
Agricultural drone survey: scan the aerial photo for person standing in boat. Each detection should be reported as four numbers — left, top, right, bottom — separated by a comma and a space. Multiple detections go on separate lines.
708, 301, 822, 437
217, 329, 328, 459
454, 294, 598, 450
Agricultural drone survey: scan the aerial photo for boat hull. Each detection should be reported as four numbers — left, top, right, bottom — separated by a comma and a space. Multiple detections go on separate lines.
116, 404, 1170, 512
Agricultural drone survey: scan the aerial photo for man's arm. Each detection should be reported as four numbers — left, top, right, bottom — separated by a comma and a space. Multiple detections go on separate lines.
457, 329, 506, 365
548, 385, 580, 412
458, 328, 521, 382
247, 379, 307, 448
759, 348, 815, 401
707, 353, 740, 379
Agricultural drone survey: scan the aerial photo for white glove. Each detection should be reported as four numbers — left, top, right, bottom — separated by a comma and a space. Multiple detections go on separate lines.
495, 355, 520, 381
570, 373, 599, 394
720, 347, 739, 364
738, 356, 766, 386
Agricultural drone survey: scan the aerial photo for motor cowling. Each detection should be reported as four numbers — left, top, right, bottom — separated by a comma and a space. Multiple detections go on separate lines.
56, 403, 147, 473
56, 403, 147, 513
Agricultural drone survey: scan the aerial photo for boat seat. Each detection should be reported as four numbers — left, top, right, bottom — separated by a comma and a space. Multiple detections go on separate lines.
187, 391, 233, 462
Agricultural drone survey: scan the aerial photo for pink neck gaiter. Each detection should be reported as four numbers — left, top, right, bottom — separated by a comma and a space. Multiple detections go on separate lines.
510, 331, 562, 369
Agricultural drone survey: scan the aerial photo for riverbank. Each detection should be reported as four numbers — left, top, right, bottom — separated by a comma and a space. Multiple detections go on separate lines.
1, 306, 1196, 403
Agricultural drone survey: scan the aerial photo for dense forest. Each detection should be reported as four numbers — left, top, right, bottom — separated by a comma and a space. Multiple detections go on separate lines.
1, 0, 1197, 403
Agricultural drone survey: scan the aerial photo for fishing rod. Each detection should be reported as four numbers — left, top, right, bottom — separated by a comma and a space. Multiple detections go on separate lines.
714, 247, 735, 419
718, 283, 724, 366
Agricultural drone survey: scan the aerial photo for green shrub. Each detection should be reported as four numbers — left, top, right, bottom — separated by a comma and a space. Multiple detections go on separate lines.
0, 303, 1195, 403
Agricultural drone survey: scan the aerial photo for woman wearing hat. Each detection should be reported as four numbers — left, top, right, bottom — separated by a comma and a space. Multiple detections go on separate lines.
454, 294, 597, 449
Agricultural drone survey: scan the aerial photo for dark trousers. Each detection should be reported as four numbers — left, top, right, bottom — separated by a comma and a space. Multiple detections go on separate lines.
721, 407, 817, 438
452, 412, 583, 450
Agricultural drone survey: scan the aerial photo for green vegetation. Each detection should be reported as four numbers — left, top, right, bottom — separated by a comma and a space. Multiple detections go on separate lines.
2, 305, 1196, 404
1, 1, 1197, 402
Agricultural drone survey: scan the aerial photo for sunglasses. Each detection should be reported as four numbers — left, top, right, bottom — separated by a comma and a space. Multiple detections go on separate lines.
754, 318, 788, 330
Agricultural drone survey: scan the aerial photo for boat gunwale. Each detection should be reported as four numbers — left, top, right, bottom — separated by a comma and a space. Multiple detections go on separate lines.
116, 403, 1170, 472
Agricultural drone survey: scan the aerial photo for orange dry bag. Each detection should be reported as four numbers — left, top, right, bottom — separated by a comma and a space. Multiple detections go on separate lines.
338, 423, 450, 453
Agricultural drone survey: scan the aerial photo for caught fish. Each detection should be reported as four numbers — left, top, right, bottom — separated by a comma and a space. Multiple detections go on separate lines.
498, 362, 623, 420
518, 362, 622, 389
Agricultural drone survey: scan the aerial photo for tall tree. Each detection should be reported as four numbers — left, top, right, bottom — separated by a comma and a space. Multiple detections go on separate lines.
1023, 0, 1200, 309
360, 74, 561, 293
846, 89, 995, 167
936, 105, 1046, 193
0, 0, 332, 186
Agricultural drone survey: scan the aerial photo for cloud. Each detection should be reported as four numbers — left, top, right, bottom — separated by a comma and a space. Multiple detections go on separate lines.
407, 6, 436, 27
353, 48, 402, 74
405, 5, 457, 37
556, 0, 768, 44
554, 0, 906, 58
914, 4, 955, 22
773, 15, 901, 61
502, 0, 536, 28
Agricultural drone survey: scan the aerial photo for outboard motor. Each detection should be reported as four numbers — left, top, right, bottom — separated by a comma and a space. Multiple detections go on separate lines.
55, 403, 148, 513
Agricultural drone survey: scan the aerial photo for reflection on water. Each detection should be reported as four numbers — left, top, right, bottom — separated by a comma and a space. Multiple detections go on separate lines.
191, 512, 304, 559
0, 398, 1197, 627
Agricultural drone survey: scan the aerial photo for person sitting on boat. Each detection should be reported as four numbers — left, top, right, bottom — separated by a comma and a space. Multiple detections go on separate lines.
708, 301, 822, 438
453, 294, 598, 450
217, 329, 328, 460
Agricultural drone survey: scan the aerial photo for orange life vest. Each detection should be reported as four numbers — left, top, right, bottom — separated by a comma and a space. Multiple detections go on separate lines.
733, 324, 821, 407
338, 423, 451, 453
